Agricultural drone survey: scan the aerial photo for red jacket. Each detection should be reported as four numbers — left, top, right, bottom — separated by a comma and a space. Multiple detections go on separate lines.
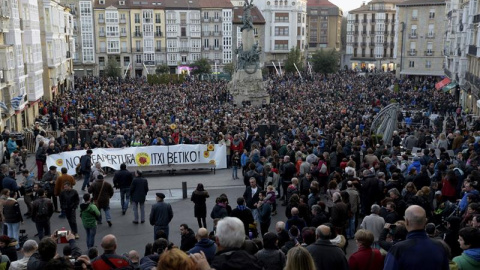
91, 253, 131, 270
441, 178, 457, 198
348, 247, 384, 270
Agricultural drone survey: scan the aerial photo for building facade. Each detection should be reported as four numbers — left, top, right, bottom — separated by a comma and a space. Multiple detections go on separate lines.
444, 0, 480, 115
199, 0, 233, 72
306, 0, 342, 57
394, 0, 446, 79
39, 0, 74, 103
346, 0, 402, 72
254, 0, 308, 69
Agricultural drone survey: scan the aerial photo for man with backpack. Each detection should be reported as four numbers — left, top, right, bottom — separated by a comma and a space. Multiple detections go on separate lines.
80, 150, 93, 191
31, 188, 54, 240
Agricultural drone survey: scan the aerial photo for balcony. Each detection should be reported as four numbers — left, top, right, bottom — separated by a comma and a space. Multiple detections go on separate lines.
369, 42, 375, 47
353, 42, 358, 47
424, 50, 434, 56
167, 47, 178, 52
213, 31, 222, 36
474, 14, 480, 24
99, 32, 105, 37
370, 19, 376, 23
409, 34, 417, 39
409, 49, 417, 56
180, 19, 186, 25
134, 32, 142, 37
426, 34, 435, 39
120, 32, 127, 37
468, 45, 477, 56
444, 68, 452, 78
360, 42, 366, 47
411, 17, 418, 21
155, 47, 162, 52
213, 17, 221, 22
361, 31, 367, 35
155, 31, 163, 37
354, 20, 359, 24
213, 46, 221, 50
167, 19, 177, 24
466, 72, 480, 88
179, 47, 189, 53
203, 46, 210, 51
362, 19, 368, 24
66, 51, 71, 58
136, 47, 142, 52
98, 18, 104, 24
120, 19, 126, 24
144, 61, 155, 66
202, 31, 211, 36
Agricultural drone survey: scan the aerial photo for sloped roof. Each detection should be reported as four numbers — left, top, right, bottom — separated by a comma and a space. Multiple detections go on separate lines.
198, 0, 234, 8
397, 0, 445, 6
232, 6, 265, 24
307, 0, 337, 8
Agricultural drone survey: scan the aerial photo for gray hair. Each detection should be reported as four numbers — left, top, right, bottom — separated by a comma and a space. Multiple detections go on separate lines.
371, 204, 381, 214
276, 221, 285, 230
215, 217, 245, 248
22, 240, 38, 253
388, 188, 400, 197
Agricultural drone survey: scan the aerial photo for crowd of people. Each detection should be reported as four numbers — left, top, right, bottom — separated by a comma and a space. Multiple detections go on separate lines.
0, 70, 479, 269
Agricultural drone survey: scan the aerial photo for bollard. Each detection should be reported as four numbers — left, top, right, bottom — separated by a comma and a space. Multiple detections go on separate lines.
182, 181, 187, 199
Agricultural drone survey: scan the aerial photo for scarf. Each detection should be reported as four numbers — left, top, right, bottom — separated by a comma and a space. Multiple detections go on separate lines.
237, 205, 247, 211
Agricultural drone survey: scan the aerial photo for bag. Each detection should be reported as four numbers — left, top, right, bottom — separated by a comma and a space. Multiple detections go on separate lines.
37, 199, 49, 217
100, 254, 135, 270
320, 162, 327, 174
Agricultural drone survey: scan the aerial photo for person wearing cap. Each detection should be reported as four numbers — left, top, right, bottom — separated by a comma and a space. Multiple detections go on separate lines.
41, 166, 59, 212
149, 192, 173, 240
88, 175, 114, 227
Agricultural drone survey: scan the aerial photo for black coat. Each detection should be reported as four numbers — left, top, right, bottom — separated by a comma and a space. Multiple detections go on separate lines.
180, 228, 197, 252
113, 169, 133, 189
191, 190, 209, 218
230, 207, 254, 235
243, 187, 262, 209
130, 177, 149, 203
306, 239, 349, 270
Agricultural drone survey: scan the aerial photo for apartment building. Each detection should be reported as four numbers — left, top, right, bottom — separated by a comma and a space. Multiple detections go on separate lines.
345, 0, 402, 72
444, 0, 480, 115
306, 0, 343, 56
0, 0, 14, 131
232, 5, 266, 66
394, 0, 446, 79
199, 0, 233, 71
39, 0, 74, 103
254, 0, 308, 70
63, 0, 95, 76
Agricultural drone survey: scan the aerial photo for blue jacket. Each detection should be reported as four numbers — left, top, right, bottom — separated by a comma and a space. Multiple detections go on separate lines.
384, 230, 449, 270
7, 139, 17, 154
407, 161, 421, 174
241, 153, 249, 167
460, 189, 479, 212
188, 238, 217, 263
2, 176, 19, 191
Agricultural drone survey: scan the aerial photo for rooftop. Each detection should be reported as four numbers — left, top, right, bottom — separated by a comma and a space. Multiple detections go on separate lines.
232, 6, 265, 24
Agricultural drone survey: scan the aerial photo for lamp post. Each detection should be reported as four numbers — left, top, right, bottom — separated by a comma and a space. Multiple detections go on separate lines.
400, 22, 405, 77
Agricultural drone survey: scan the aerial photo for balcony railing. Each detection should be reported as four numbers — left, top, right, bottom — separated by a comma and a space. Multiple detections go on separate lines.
134, 32, 142, 37
155, 32, 163, 37
120, 32, 127, 37
409, 49, 417, 56
179, 47, 189, 53
98, 18, 104, 24
444, 68, 452, 78
362, 19, 368, 23
120, 19, 126, 24
136, 47, 142, 52
361, 42, 367, 47
213, 31, 222, 36
409, 33, 417, 39
361, 31, 367, 35
369, 42, 375, 47
426, 34, 435, 39
203, 31, 211, 36
99, 32, 105, 37
468, 45, 478, 56
411, 17, 418, 21
424, 50, 434, 56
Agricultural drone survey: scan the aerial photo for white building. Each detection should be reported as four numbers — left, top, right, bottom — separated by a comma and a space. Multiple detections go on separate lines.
78, 0, 96, 76
254, 0, 308, 70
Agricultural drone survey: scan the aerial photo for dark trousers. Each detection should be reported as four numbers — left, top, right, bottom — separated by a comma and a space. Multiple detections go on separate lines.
35, 220, 51, 240
48, 193, 58, 211
65, 208, 78, 234
197, 217, 207, 229
260, 220, 270, 237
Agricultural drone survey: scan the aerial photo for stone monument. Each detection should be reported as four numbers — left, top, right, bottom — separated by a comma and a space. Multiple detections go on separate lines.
229, 0, 270, 106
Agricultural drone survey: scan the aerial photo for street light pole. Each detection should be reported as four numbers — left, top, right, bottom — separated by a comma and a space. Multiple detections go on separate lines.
400, 22, 405, 77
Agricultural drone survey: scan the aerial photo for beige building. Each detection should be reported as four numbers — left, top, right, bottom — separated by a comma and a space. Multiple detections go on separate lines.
346, 0, 402, 72
306, 0, 343, 57
394, 0, 446, 79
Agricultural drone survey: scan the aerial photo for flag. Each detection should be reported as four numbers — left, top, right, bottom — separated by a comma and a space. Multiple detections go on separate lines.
0, 102, 8, 111
11, 94, 25, 109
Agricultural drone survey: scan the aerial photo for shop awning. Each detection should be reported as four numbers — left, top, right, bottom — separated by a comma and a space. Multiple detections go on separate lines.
442, 82, 457, 92
435, 77, 451, 90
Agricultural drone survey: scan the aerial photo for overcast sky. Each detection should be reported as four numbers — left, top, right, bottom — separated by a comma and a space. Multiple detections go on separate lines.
329, 0, 365, 14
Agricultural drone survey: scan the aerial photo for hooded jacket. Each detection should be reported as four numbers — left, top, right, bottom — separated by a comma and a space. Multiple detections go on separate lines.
188, 238, 217, 262
453, 248, 480, 270
80, 202, 100, 228
211, 248, 262, 270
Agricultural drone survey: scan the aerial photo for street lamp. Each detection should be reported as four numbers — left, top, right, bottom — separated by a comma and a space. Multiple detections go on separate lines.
399, 22, 405, 77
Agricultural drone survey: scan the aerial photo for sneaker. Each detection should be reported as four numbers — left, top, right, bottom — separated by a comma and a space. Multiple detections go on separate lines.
75, 234, 80, 239
107, 221, 112, 227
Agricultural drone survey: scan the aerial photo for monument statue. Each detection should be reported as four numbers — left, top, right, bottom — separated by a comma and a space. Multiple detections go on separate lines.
228, 0, 270, 106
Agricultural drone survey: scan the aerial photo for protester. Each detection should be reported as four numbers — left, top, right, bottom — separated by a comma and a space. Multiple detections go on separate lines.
79, 193, 100, 249
149, 193, 173, 240
31, 188, 54, 240
88, 175, 114, 227
191, 183, 209, 229
112, 163, 133, 215
130, 170, 149, 224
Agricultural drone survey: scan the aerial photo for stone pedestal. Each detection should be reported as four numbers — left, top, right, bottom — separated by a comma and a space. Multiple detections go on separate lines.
229, 28, 270, 106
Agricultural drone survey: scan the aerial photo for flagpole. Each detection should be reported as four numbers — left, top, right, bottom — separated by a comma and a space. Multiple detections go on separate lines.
278, 61, 282, 76
272, 62, 279, 76
294, 63, 303, 81
124, 62, 131, 78
143, 63, 149, 75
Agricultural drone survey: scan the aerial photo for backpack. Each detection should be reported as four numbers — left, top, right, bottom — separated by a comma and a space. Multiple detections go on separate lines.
36, 199, 49, 217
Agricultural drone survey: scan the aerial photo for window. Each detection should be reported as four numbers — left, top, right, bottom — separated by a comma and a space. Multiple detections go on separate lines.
106, 26, 119, 37
156, 26, 162, 36
426, 60, 431, 68
136, 54, 142, 63
203, 39, 209, 48
156, 40, 161, 51
124, 56, 130, 66
181, 27, 186, 37
274, 40, 288, 50
98, 13, 104, 21
107, 40, 120, 53
83, 48, 94, 62
412, 10, 418, 20
99, 56, 105, 66
143, 10, 153, 24
135, 13, 140, 24
410, 25, 417, 37
136, 40, 141, 51
275, 26, 289, 36
156, 13, 161, 23
214, 39, 219, 48
409, 61, 415, 67
135, 26, 140, 36
275, 13, 289, 22
122, 42, 127, 52
203, 12, 209, 19
429, 9, 435, 19
105, 11, 118, 24
100, 41, 106, 52
428, 24, 434, 37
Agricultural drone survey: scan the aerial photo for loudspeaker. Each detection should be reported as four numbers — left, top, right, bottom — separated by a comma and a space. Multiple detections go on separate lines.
66, 130, 76, 146
80, 129, 91, 144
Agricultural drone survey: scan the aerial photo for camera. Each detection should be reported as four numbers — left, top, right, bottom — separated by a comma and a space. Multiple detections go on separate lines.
20, 229, 26, 234
56, 230, 70, 244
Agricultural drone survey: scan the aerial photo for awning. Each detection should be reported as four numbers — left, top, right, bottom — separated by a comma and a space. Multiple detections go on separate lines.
442, 82, 457, 92
435, 77, 451, 90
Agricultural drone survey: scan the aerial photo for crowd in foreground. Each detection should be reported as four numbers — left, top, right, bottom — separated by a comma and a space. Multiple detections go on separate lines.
0, 70, 479, 269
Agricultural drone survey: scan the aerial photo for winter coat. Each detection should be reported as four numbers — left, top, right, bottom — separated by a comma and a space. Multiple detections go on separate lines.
191, 190, 209, 218
188, 238, 217, 263
453, 248, 480, 270
59, 189, 80, 211
31, 197, 54, 223
88, 180, 114, 209
3, 198, 22, 223
230, 207, 254, 235
210, 204, 228, 220
149, 201, 173, 227
211, 248, 262, 270
306, 239, 349, 270
54, 174, 76, 196
255, 249, 286, 270
180, 228, 197, 252
80, 202, 100, 228
130, 177, 149, 203
113, 169, 133, 189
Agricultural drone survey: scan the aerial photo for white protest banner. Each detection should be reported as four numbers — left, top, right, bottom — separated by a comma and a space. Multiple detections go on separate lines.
46, 144, 227, 175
